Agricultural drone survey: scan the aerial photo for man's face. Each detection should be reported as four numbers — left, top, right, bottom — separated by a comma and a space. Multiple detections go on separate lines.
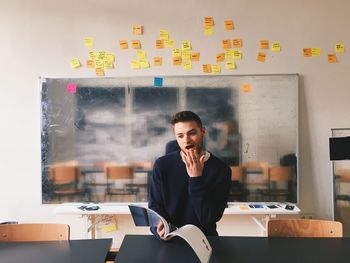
173, 121, 206, 154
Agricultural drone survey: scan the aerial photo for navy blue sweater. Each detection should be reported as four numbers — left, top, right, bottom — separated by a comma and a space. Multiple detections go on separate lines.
148, 150, 231, 236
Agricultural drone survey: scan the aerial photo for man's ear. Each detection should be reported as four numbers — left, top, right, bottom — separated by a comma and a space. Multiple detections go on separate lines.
201, 127, 206, 135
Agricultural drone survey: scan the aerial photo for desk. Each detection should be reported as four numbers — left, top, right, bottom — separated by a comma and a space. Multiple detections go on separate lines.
0, 238, 112, 263
115, 235, 350, 263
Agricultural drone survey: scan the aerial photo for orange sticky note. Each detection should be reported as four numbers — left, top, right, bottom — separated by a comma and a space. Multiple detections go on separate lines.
257, 52, 266, 62
119, 40, 128, 49
216, 53, 225, 62
202, 64, 212, 73
86, 60, 94, 68
224, 20, 234, 30
328, 54, 337, 63
131, 40, 141, 49
133, 25, 143, 35
95, 68, 105, 76
260, 40, 269, 50
222, 39, 232, 49
191, 52, 200, 61
233, 39, 242, 48
154, 56, 163, 66
172, 57, 182, 66
204, 16, 214, 26
156, 39, 164, 49
303, 48, 312, 57
242, 84, 251, 93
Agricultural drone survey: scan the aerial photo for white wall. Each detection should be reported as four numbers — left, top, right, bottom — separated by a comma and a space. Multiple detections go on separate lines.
1, 0, 350, 244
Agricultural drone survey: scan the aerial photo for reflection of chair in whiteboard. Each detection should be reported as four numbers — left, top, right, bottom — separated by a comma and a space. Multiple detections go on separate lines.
243, 161, 269, 201
335, 169, 350, 205
229, 166, 247, 201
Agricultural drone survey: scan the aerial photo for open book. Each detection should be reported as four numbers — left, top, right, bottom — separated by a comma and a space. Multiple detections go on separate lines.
128, 205, 212, 263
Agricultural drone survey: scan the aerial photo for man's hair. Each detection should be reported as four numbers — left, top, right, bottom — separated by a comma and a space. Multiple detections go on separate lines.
170, 111, 202, 127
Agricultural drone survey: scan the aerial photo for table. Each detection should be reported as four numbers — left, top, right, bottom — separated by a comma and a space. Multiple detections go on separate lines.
115, 235, 350, 263
0, 238, 112, 263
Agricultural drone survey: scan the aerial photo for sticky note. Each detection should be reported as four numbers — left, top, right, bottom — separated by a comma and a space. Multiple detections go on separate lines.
225, 60, 235, 70
70, 58, 81, 69
204, 25, 214, 36
182, 51, 191, 61
182, 61, 192, 70
104, 60, 114, 69
172, 48, 182, 58
233, 50, 242, 59
202, 64, 212, 73
257, 52, 266, 62
139, 58, 150, 69
136, 50, 146, 59
86, 60, 94, 68
242, 84, 251, 93
271, 42, 281, 52
211, 64, 221, 74
335, 43, 345, 53
328, 54, 337, 63
94, 59, 104, 69
222, 39, 232, 49
311, 48, 321, 57
172, 57, 182, 66
95, 68, 105, 76
160, 29, 169, 40
260, 40, 269, 50
133, 25, 143, 35
216, 53, 225, 62
67, 83, 77, 93
131, 60, 140, 69
204, 16, 214, 26
239, 205, 249, 210
84, 37, 94, 48
190, 52, 200, 61
225, 49, 234, 59
224, 20, 234, 30
89, 51, 97, 61
105, 52, 115, 63
97, 51, 106, 60
182, 41, 192, 51
101, 224, 117, 233
154, 57, 162, 66
131, 40, 141, 49
303, 48, 312, 57
156, 39, 164, 49
233, 39, 243, 48
154, 77, 163, 87
119, 40, 128, 49
165, 38, 175, 48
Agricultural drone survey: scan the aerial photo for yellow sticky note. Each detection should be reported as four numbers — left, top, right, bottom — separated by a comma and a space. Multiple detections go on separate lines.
101, 224, 117, 233
233, 39, 243, 48
104, 60, 114, 69
190, 52, 200, 61
119, 40, 128, 49
182, 41, 192, 51
182, 61, 192, 70
225, 49, 234, 59
172, 57, 182, 66
257, 52, 266, 62
202, 64, 212, 73
303, 48, 312, 57
84, 37, 94, 48
139, 58, 150, 69
131, 40, 141, 49
105, 52, 115, 63
136, 50, 146, 59
89, 51, 97, 61
242, 83, 251, 93
97, 51, 106, 60
70, 58, 81, 69
335, 43, 345, 53
224, 20, 234, 30
95, 68, 105, 76
165, 38, 175, 48
181, 51, 191, 61
328, 54, 337, 63
311, 48, 321, 57
160, 29, 169, 40
211, 64, 221, 74
216, 53, 225, 62
225, 60, 235, 70
260, 40, 269, 50
156, 39, 164, 49
204, 16, 214, 26
222, 39, 232, 49
86, 60, 94, 68
94, 59, 104, 69
233, 50, 242, 59
271, 42, 281, 52
133, 25, 143, 35
204, 25, 214, 36
172, 48, 182, 58
131, 60, 140, 69
154, 57, 162, 66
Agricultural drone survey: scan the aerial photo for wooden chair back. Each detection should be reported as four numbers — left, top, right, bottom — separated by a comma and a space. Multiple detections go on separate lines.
335, 169, 350, 182
267, 219, 343, 238
268, 166, 292, 182
105, 165, 134, 179
0, 224, 70, 242
50, 165, 80, 184
230, 166, 243, 181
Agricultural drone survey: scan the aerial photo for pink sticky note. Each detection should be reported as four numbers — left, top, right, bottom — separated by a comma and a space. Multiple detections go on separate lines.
67, 83, 77, 93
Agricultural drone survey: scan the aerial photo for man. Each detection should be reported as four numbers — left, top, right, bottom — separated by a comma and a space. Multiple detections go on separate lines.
148, 111, 231, 239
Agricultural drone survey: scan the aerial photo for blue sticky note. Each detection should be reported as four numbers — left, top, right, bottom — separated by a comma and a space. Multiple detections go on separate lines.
154, 77, 163, 87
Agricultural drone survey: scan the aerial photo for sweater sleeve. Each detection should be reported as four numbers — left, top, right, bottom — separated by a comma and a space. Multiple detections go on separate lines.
188, 165, 231, 232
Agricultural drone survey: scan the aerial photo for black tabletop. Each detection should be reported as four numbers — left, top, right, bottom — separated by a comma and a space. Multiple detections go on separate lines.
115, 235, 350, 263
0, 238, 112, 263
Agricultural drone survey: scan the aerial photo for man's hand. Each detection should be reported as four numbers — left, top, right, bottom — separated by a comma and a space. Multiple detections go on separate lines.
181, 148, 205, 177
157, 221, 165, 239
